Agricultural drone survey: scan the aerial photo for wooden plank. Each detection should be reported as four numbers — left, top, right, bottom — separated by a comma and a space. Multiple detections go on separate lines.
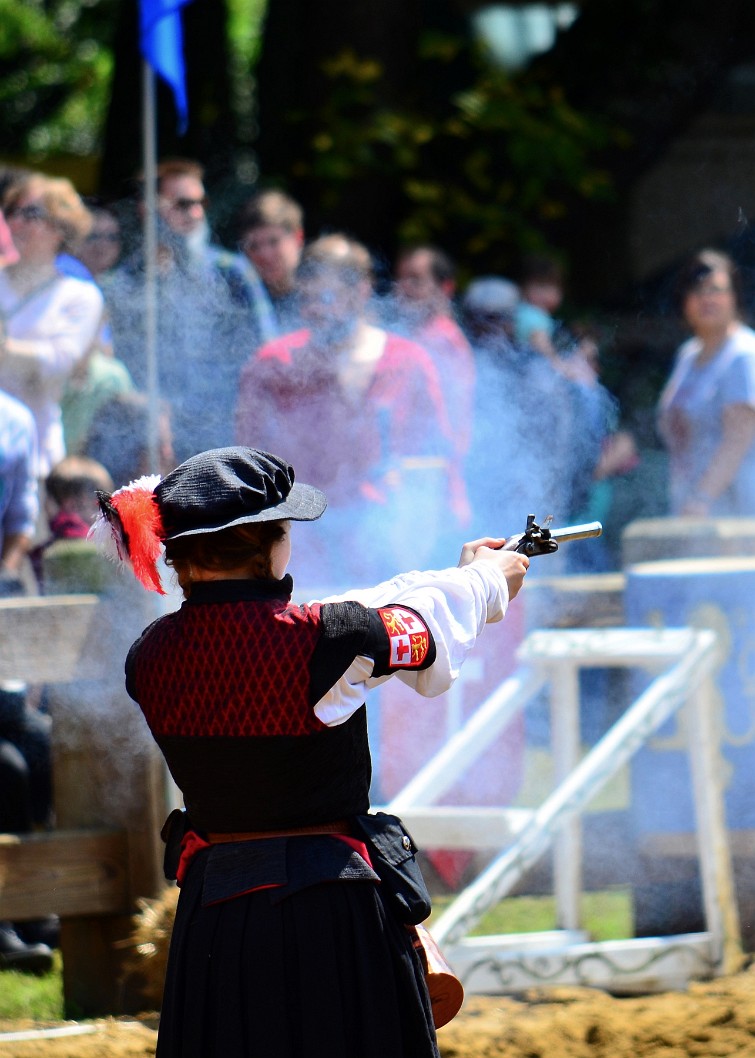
0, 830, 129, 920
622, 516, 755, 566
47, 690, 166, 899
0, 595, 103, 682
0, 591, 156, 683
0, 588, 170, 1016
59, 915, 144, 1018
47, 674, 168, 1016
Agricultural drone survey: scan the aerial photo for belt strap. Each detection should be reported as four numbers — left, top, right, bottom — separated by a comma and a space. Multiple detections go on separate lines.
207, 819, 352, 843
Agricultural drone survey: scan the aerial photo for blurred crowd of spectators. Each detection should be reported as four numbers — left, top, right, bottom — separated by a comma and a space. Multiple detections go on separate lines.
0, 158, 643, 587
2, 157, 755, 967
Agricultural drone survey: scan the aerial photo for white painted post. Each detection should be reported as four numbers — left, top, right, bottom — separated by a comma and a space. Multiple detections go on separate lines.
551, 660, 582, 930
686, 675, 743, 975
432, 630, 718, 949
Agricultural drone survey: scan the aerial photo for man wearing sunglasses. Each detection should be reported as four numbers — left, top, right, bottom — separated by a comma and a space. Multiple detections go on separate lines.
103, 158, 276, 463
155, 158, 209, 250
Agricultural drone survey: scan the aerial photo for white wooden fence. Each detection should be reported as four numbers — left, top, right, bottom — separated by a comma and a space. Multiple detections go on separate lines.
379, 626, 743, 995
2, 591, 739, 1002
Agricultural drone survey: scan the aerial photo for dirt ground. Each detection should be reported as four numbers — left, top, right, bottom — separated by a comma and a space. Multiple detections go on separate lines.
3, 965, 755, 1057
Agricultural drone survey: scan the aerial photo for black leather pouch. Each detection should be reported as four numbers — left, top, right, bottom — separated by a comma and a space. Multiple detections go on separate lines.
354, 811, 432, 924
160, 808, 190, 881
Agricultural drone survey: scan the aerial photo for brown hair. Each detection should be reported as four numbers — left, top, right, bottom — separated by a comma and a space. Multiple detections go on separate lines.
674, 248, 743, 317
300, 234, 374, 284
518, 253, 565, 289
164, 521, 286, 596
4, 173, 92, 250
239, 189, 303, 236
156, 157, 205, 191
396, 244, 456, 286
46, 456, 113, 506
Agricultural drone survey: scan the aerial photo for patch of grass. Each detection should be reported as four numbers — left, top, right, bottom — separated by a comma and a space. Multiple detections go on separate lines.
0, 950, 64, 1020
431, 888, 633, 941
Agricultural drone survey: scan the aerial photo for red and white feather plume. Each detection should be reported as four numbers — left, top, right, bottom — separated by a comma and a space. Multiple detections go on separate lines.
89, 474, 166, 594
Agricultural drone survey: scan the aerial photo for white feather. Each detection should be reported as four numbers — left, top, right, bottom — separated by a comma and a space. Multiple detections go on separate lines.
113, 474, 162, 498
88, 511, 125, 564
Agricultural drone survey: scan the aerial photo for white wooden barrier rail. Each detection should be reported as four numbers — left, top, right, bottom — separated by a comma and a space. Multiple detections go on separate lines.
379, 627, 742, 995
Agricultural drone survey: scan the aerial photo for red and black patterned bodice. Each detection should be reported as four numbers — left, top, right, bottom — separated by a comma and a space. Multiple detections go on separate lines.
126, 577, 434, 833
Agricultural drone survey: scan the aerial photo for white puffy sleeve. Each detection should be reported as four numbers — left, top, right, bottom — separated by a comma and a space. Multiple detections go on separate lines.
313, 563, 509, 721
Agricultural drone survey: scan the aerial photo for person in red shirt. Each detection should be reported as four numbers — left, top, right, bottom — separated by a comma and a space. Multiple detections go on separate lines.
236, 235, 452, 586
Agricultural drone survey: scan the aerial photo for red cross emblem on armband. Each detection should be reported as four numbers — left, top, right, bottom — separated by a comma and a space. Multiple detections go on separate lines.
378, 606, 431, 668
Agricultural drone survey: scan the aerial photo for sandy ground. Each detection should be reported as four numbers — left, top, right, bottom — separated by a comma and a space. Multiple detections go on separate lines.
3, 965, 755, 1057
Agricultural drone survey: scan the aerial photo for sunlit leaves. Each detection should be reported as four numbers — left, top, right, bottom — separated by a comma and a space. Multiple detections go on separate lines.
0, 0, 117, 159
290, 40, 619, 272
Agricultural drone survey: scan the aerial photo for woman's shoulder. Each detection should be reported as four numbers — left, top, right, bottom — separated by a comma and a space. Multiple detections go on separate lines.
675, 335, 700, 360
729, 323, 755, 355
0, 386, 34, 431
52, 270, 105, 310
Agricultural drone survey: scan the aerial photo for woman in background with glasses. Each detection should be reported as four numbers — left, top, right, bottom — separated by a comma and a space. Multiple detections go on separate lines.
658, 248, 755, 516
0, 172, 104, 479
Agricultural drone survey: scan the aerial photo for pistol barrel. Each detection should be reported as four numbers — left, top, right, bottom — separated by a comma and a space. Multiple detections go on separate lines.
549, 521, 603, 543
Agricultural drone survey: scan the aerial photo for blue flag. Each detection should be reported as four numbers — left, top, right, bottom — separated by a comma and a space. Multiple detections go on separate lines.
139, 0, 193, 134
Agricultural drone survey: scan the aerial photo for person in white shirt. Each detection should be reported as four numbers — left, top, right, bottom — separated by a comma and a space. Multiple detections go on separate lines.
657, 249, 755, 516
0, 173, 103, 478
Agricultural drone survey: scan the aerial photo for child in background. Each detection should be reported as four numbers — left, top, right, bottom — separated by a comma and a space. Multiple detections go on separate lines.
31, 455, 114, 593
514, 253, 565, 363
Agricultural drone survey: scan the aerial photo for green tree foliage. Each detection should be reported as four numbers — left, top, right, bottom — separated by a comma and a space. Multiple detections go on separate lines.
258, 19, 620, 277
0, 0, 116, 159
0, 0, 266, 192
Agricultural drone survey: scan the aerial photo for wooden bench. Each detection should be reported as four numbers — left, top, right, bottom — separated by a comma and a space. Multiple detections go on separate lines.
0, 593, 167, 1016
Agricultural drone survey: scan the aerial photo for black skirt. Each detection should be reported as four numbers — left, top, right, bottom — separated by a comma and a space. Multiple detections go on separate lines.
156, 843, 440, 1058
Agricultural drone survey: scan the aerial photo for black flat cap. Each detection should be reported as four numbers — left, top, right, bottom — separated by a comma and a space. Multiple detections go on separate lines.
155, 447, 327, 540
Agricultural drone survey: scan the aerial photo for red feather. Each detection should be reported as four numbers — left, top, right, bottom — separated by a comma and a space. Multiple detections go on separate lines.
110, 480, 166, 594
